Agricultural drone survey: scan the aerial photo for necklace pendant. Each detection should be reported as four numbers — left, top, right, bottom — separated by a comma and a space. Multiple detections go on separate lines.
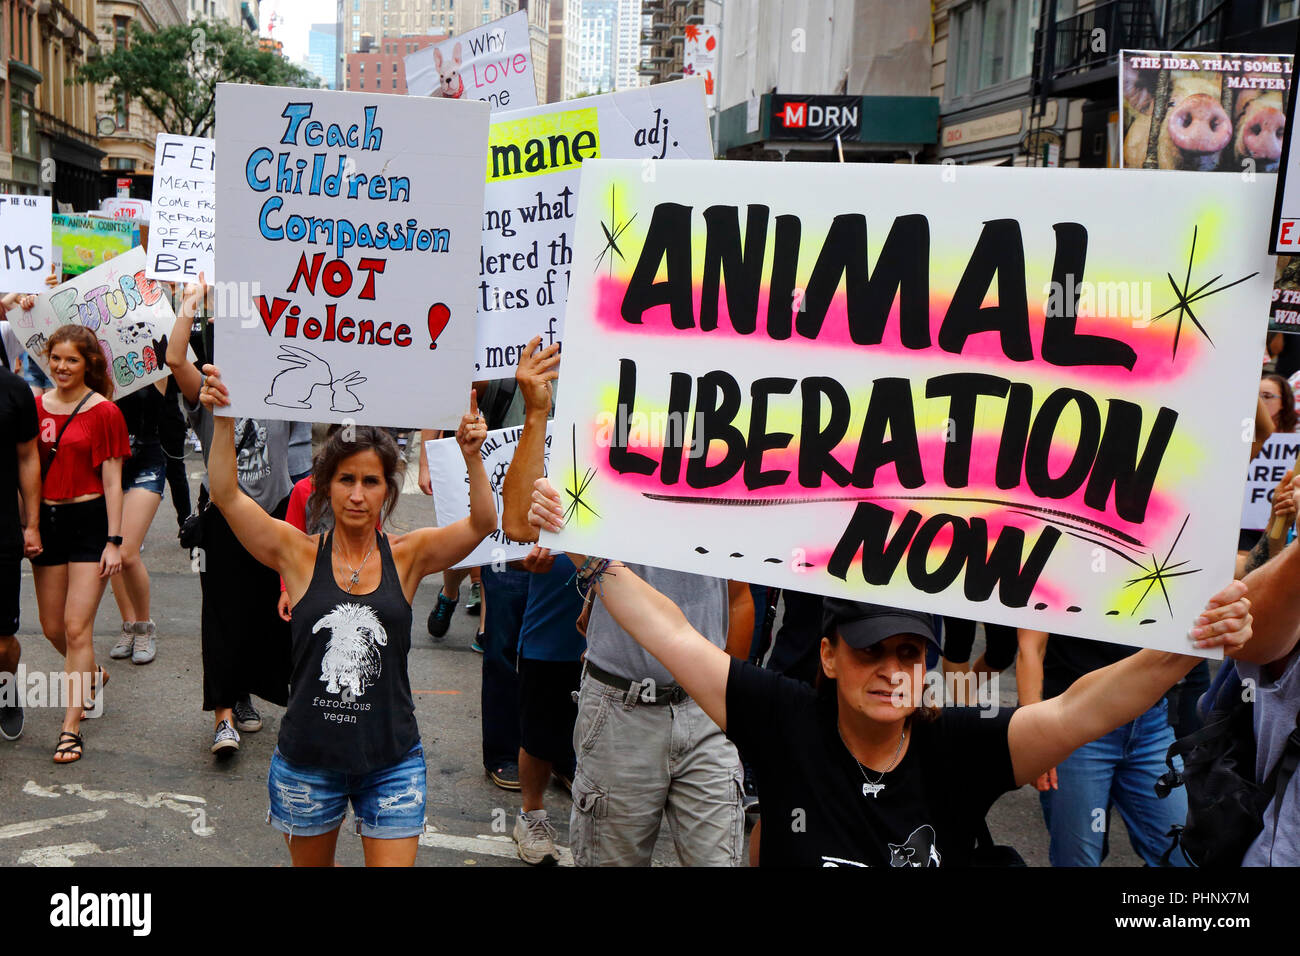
349, 571, 360, 586
862, 782, 885, 798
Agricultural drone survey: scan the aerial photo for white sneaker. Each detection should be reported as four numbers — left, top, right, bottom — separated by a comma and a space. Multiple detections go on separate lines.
131, 621, 156, 665
109, 623, 134, 660
512, 810, 560, 866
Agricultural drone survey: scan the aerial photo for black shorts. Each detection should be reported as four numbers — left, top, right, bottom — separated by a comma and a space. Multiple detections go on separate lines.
30, 498, 108, 566
518, 657, 581, 766
0, 557, 19, 635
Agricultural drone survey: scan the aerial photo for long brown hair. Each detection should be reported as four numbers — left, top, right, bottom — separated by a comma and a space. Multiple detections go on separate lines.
307, 426, 404, 530
1263, 373, 1297, 433
45, 325, 114, 399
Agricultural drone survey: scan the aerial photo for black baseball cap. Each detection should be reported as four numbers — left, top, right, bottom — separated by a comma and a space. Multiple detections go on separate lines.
822, 599, 941, 653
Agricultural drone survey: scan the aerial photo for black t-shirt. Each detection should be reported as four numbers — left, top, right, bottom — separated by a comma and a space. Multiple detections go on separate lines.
1042, 634, 1136, 700
0, 368, 37, 557
116, 386, 162, 447
726, 659, 1017, 867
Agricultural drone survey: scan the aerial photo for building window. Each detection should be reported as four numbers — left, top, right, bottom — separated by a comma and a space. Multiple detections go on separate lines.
11, 87, 35, 159
1266, 0, 1298, 21
359, 78, 365, 88
947, 0, 1039, 99
393, 76, 398, 89
116, 90, 129, 130
114, 15, 129, 50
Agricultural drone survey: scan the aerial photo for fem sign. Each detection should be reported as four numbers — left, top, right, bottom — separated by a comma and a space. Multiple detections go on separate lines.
7, 246, 176, 398
546, 160, 1276, 655
215, 85, 490, 428
476, 79, 711, 379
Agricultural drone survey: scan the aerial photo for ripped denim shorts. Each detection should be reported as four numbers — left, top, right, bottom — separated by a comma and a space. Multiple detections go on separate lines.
267, 744, 427, 839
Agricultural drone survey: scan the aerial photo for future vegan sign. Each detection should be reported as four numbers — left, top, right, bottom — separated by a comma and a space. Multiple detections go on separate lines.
547, 160, 1275, 654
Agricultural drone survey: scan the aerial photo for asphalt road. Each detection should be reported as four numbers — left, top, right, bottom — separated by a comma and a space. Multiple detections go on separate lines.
0, 448, 1144, 868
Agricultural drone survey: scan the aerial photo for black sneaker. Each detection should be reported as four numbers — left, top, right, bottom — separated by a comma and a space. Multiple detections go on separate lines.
487, 761, 521, 791
0, 700, 23, 741
426, 592, 457, 640
233, 696, 262, 733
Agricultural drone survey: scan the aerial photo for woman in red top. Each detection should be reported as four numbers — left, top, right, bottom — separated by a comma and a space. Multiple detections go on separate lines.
31, 325, 130, 763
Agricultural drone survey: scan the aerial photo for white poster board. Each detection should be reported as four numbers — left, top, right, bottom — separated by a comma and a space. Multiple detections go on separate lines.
214, 84, 490, 428
148, 134, 215, 283
476, 79, 711, 379
1240, 432, 1300, 530
426, 421, 552, 569
404, 10, 537, 111
98, 197, 151, 222
545, 160, 1278, 656
6, 246, 176, 398
0, 194, 53, 292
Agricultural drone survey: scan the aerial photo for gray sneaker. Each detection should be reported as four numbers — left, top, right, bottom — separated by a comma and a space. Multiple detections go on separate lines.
211, 719, 240, 756
131, 621, 156, 665
109, 623, 134, 660
512, 809, 560, 866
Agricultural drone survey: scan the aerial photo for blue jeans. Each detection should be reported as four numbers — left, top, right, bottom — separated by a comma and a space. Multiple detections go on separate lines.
266, 744, 427, 839
479, 565, 525, 771
1039, 698, 1187, 866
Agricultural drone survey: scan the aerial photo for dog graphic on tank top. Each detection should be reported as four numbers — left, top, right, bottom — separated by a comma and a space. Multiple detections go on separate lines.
314, 603, 388, 698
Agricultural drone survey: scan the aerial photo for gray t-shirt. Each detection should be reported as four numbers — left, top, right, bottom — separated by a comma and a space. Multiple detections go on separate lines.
586, 564, 729, 687
287, 420, 313, 478
186, 400, 293, 513
1239, 649, 1300, 866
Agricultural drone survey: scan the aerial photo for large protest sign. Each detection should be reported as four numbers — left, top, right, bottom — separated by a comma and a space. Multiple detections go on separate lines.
426, 421, 552, 569
148, 134, 215, 283
0, 194, 52, 292
6, 246, 176, 398
544, 160, 1275, 656
215, 84, 490, 428
1118, 50, 1300, 334
1240, 432, 1300, 531
404, 10, 537, 110
53, 214, 137, 277
476, 79, 711, 379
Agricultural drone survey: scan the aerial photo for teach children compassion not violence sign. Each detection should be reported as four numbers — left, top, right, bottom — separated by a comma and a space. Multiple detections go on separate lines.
545, 160, 1275, 656
214, 84, 489, 428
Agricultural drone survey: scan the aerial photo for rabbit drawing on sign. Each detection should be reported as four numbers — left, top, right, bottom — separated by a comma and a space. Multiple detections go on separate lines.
434, 42, 464, 98
330, 370, 367, 413
265, 345, 333, 409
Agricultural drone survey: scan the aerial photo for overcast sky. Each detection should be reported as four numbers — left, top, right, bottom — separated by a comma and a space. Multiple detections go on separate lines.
267, 0, 338, 64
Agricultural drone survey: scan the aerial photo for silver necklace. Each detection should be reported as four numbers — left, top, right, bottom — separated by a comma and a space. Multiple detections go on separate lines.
841, 724, 906, 798
334, 535, 376, 592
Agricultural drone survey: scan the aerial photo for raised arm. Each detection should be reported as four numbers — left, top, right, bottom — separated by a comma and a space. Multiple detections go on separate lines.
501, 337, 559, 543
166, 275, 206, 404
198, 364, 313, 589
1006, 581, 1251, 787
528, 476, 731, 728
395, 390, 496, 590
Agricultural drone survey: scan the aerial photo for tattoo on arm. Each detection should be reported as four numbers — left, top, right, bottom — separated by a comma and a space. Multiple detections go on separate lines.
1244, 533, 1273, 576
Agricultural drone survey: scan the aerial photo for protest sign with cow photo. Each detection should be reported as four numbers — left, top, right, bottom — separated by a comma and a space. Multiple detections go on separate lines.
544, 160, 1275, 656
476, 78, 711, 380
215, 84, 490, 428
6, 245, 177, 398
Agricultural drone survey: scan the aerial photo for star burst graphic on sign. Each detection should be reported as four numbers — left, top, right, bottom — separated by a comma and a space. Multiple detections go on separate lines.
1151, 225, 1258, 361
563, 424, 600, 525
594, 183, 636, 277
1122, 515, 1201, 618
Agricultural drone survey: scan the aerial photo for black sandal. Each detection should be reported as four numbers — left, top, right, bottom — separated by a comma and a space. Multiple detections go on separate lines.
53, 731, 84, 764
80, 666, 108, 720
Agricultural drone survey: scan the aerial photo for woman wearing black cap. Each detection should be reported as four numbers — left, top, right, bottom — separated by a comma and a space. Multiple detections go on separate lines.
527, 479, 1252, 867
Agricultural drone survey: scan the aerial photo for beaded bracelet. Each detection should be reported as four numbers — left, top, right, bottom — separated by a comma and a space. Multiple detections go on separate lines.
571, 556, 615, 599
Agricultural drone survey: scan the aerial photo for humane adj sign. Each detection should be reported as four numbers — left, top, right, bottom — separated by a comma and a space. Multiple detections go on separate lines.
476, 79, 711, 379
546, 160, 1275, 655
7, 246, 177, 398
215, 85, 490, 427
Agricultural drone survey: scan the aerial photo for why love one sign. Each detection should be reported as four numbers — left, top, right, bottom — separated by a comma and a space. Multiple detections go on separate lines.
546, 160, 1276, 656
405, 10, 537, 111
215, 85, 489, 427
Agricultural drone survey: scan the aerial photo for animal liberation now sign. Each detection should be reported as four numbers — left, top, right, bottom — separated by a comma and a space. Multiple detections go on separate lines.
545, 160, 1276, 657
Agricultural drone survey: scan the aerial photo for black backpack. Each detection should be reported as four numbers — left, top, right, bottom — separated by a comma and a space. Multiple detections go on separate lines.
1155, 662, 1300, 866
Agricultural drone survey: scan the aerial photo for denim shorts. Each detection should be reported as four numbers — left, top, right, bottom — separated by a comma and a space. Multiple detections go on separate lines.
266, 743, 427, 839
122, 442, 165, 496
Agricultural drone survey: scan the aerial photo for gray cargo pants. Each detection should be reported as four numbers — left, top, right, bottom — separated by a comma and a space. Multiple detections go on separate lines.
569, 669, 745, 866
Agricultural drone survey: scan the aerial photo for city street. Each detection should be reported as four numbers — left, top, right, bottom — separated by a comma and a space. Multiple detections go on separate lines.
0, 451, 1144, 868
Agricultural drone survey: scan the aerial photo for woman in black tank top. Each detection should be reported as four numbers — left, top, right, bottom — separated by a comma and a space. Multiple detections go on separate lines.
199, 365, 495, 866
